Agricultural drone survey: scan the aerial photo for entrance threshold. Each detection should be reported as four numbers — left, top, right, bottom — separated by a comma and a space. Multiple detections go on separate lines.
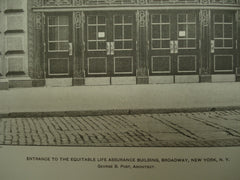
45, 78, 72, 87
85, 77, 137, 86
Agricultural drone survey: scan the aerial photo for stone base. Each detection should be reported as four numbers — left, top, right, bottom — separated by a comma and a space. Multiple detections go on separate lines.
72, 78, 85, 86
32, 79, 45, 87
45, 78, 72, 87
175, 75, 199, 83
8, 77, 32, 88
200, 75, 212, 83
9, 80, 32, 88
149, 76, 174, 84
212, 74, 235, 82
136, 76, 149, 84
111, 77, 136, 85
0, 79, 9, 90
85, 77, 110, 86
236, 75, 240, 82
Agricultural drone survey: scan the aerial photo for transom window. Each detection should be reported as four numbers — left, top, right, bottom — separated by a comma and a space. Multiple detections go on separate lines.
151, 14, 171, 49
48, 16, 69, 52
214, 14, 233, 49
114, 15, 133, 50
177, 14, 196, 49
87, 16, 106, 51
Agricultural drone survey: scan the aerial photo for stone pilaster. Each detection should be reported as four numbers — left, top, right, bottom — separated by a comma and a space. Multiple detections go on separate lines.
199, 9, 212, 82
136, 10, 149, 84
31, 12, 45, 87
72, 11, 85, 86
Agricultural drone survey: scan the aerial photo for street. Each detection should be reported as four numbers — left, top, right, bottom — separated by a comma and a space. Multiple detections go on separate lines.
0, 110, 240, 147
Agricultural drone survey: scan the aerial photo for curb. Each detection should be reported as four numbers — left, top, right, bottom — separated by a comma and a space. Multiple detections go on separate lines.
1, 106, 240, 118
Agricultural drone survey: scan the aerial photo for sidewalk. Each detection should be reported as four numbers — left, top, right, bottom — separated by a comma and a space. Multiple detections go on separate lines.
0, 82, 240, 117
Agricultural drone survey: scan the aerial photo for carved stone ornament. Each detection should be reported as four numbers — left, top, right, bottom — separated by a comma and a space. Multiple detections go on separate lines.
74, 0, 83, 6
44, 0, 72, 6
35, 13, 42, 29
33, 0, 43, 7
136, 10, 147, 27
74, 12, 85, 29
137, 0, 147, 4
199, 10, 209, 27
200, 0, 210, 4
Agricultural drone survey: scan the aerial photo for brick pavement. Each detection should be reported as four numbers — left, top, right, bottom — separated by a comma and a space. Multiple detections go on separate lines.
0, 110, 240, 147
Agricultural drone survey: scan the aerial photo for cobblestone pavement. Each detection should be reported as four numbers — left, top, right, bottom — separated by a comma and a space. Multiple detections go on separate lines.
0, 110, 240, 147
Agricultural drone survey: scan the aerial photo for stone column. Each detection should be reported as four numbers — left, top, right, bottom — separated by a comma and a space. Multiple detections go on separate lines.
72, 11, 85, 86
199, 9, 212, 82
136, 10, 149, 84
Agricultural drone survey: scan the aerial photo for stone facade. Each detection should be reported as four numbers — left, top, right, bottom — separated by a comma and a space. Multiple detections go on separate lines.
0, 0, 30, 89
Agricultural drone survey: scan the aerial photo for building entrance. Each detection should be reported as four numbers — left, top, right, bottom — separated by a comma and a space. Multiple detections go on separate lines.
149, 11, 200, 76
85, 12, 136, 77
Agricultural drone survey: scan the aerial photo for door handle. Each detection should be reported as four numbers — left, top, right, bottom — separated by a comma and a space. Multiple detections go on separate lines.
211, 40, 214, 53
69, 43, 73, 56
174, 40, 178, 54
107, 42, 111, 55
110, 42, 114, 55
170, 40, 174, 54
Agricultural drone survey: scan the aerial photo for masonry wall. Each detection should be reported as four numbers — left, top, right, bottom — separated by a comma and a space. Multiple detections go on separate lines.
0, 0, 30, 89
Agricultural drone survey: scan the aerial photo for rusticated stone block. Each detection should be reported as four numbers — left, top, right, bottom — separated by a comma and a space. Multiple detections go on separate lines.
6, 0, 24, 10
7, 56, 24, 72
5, 36, 24, 52
7, 15, 24, 30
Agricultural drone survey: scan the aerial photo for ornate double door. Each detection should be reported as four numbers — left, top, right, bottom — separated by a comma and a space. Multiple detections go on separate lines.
149, 11, 200, 76
85, 12, 136, 77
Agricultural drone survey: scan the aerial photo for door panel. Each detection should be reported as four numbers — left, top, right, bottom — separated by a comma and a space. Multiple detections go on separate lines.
211, 11, 237, 73
46, 14, 72, 77
149, 11, 199, 75
85, 12, 136, 77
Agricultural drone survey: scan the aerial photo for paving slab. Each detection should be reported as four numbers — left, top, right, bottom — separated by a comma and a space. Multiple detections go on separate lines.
0, 83, 240, 117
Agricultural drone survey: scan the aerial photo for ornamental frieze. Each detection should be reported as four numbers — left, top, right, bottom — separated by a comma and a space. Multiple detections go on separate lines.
32, 0, 238, 7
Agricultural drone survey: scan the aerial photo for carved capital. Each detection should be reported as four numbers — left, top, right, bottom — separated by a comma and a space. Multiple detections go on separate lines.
136, 10, 148, 28
199, 10, 209, 27
74, 12, 85, 29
